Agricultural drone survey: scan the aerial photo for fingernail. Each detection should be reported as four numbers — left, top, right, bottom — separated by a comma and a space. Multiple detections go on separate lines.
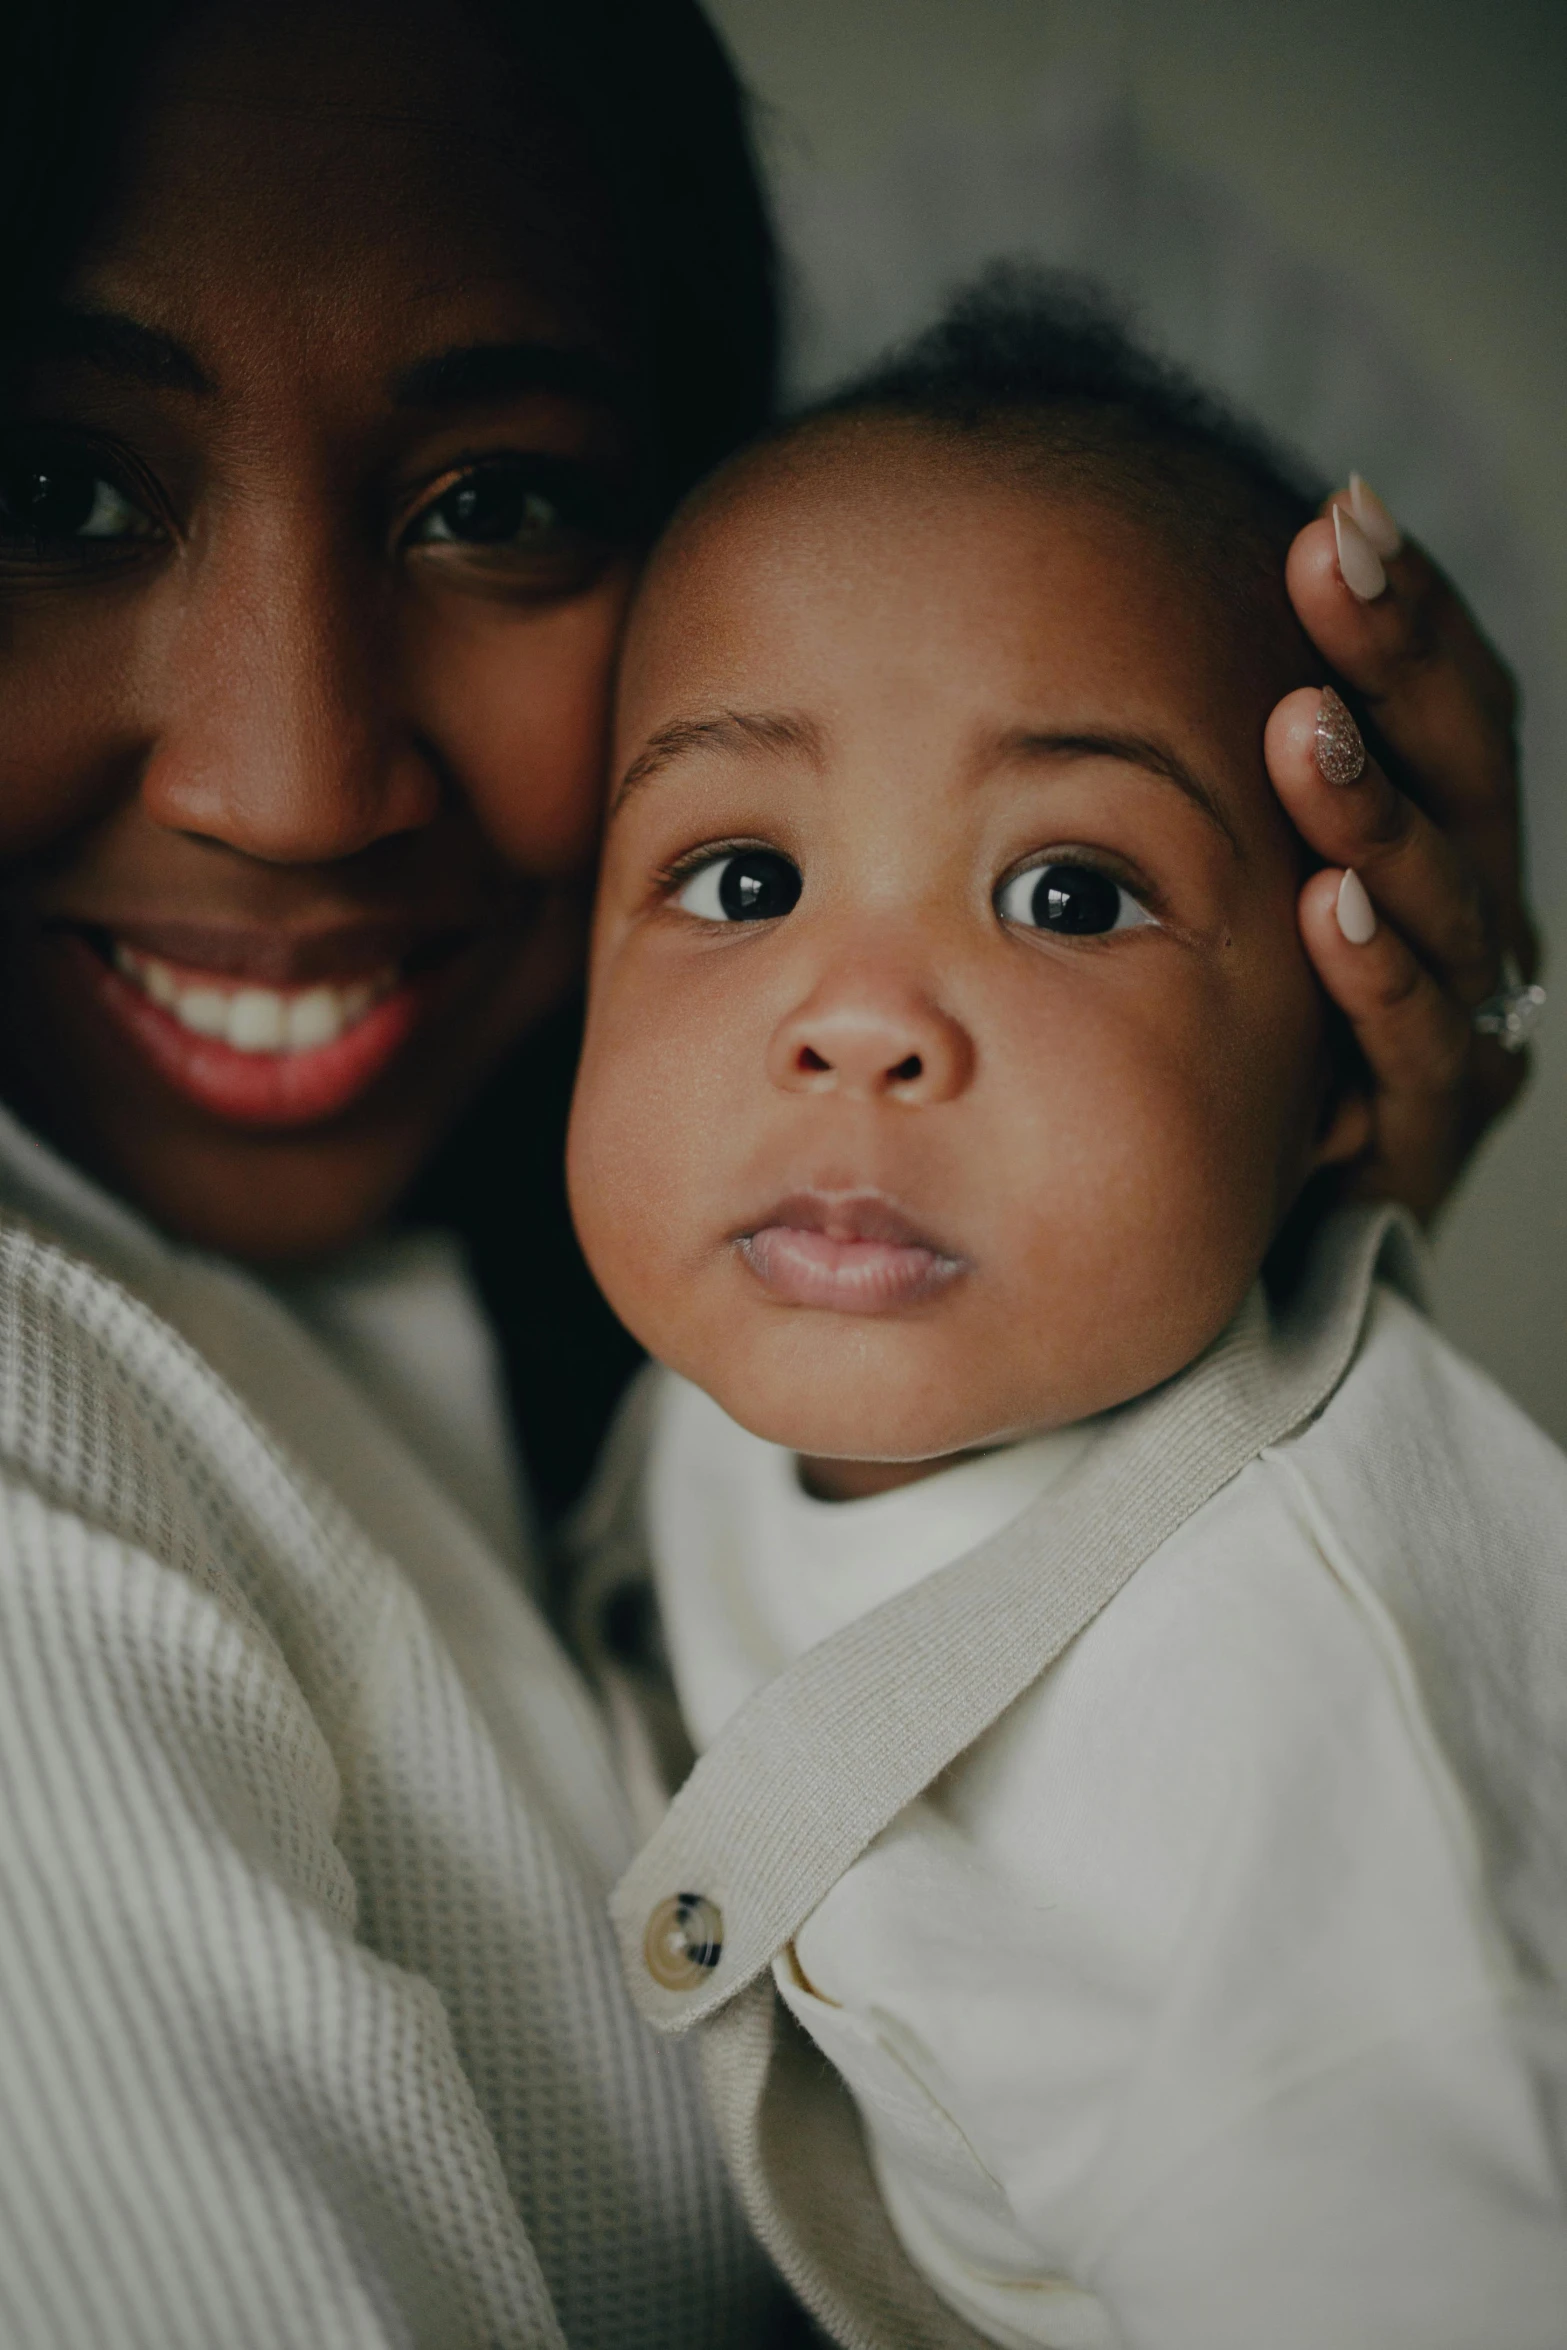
1336, 868, 1377, 945
1348, 473, 1402, 559
1334, 505, 1387, 602
1314, 686, 1366, 787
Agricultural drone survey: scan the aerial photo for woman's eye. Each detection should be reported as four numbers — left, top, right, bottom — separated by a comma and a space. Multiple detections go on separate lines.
410, 471, 564, 549
996, 861, 1157, 937
675, 848, 803, 924
0, 448, 159, 554
401, 456, 629, 594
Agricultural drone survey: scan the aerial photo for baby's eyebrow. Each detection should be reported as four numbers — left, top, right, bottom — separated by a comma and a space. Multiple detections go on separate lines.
612, 710, 825, 813
995, 729, 1242, 858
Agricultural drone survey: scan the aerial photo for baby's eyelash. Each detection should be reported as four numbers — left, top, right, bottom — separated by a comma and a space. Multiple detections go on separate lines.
652, 838, 776, 894
1016, 848, 1168, 922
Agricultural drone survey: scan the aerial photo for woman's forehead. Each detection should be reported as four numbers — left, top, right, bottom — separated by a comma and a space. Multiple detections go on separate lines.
67, 0, 627, 361
132, 0, 559, 144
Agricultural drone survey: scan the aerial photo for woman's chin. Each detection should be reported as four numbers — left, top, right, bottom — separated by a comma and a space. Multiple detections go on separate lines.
62, 1109, 436, 1267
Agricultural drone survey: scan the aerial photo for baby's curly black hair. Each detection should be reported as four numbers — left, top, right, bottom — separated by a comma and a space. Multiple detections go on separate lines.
792, 263, 1331, 667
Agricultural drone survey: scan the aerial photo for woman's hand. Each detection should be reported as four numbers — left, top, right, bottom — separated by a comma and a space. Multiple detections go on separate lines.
1265, 481, 1538, 1224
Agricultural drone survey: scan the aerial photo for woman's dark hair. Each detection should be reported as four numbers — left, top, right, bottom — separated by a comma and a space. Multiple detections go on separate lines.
1, 0, 779, 514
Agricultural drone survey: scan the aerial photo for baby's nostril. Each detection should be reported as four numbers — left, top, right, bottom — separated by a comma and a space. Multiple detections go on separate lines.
799, 1046, 831, 1072
890, 1054, 923, 1083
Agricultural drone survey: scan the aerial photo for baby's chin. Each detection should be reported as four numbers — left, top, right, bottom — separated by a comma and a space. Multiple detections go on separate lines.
671, 1340, 1080, 1471
632, 1233, 1252, 1469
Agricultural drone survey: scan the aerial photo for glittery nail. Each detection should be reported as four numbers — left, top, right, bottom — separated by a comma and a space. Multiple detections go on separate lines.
1315, 686, 1366, 787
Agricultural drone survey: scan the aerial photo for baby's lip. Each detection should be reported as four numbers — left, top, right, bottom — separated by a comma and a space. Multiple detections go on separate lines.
735, 1190, 967, 1314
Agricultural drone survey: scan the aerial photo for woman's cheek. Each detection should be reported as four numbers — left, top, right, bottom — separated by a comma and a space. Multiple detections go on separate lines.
406, 564, 636, 878
0, 602, 150, 862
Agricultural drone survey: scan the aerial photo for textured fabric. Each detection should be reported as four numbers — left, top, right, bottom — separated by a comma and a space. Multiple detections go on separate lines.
580, 1210, 1567, 2348
0, 1104, 772, 2350
650, 1413, 1086, 1754
274, 1227, 538, 1581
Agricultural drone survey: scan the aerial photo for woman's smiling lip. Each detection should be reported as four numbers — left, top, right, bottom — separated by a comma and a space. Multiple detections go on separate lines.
736, 1190, 967, 1313
58, 923, 472, 1131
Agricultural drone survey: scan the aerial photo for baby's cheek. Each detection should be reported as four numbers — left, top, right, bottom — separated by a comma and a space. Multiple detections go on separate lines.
568, 958, 739, 1346
999, 1034, 1270, 1414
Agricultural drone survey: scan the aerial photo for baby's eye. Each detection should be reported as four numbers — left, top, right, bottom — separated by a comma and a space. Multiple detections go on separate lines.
995, 861, 1157, 937
675, 848, 803, 923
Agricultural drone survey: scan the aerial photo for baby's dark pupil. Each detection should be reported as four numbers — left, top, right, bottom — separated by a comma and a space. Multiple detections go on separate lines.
1031, 863, 1120, 933
719, 851, 802, 921
0, 460, 98, 536
441, 473, 556, 545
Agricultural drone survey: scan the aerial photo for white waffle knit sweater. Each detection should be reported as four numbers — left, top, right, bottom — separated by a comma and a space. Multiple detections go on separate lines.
0, 1105, 771, 2350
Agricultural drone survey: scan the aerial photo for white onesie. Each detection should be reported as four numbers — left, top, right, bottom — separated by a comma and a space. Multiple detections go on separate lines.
610, 1267, 1567, 2350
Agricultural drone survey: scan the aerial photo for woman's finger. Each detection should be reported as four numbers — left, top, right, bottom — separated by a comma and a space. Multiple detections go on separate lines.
1266, 687, 1498, 1008
1285, 493, 1518, 819
1284, 492, 1533, 969
1297, 865, 1527, 1221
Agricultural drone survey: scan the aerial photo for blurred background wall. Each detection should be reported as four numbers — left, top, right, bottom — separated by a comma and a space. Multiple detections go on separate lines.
709, 0, 1567, 1442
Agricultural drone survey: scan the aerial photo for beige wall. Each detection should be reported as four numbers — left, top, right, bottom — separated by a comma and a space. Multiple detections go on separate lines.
709, 0, 1567, 1442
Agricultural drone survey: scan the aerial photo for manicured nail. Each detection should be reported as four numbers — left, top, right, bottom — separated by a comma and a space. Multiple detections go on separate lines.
1334, 505, 1387, 602
1314, 686, 1366, 787
1336, 868, 1377, 945
1348, 473, 1402, 559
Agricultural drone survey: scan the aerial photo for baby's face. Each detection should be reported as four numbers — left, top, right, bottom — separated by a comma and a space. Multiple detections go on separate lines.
570, 422, 1364, 1483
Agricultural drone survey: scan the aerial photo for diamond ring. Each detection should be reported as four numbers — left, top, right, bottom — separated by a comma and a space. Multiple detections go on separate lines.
1472, 955, 1546, 1054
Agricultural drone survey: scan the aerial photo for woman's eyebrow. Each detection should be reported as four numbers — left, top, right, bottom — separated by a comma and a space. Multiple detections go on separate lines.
613, 711, 825, 813
390, 342, 626, 410
995, 728, 1242, 857
24, 307, 210, 395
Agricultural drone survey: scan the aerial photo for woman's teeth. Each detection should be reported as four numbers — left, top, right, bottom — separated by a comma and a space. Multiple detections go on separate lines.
112, 945, 397, 1055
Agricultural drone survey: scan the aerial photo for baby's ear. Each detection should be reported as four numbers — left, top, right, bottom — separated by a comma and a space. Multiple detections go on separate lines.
1307, 990, 1374, 1178
1310, 1082, 1373, 1175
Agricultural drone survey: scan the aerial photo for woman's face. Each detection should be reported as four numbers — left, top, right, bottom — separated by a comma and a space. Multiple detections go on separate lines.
0, 0, 639, 1261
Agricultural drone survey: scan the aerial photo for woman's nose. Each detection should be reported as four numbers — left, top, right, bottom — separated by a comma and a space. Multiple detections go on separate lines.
767, 972, 974, 1105
137, 522, 440, 864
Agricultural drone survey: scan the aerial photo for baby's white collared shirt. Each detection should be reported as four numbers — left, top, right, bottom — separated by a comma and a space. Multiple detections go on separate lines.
632, 1283, 1567, 2350
652, 1413, 1088, 1756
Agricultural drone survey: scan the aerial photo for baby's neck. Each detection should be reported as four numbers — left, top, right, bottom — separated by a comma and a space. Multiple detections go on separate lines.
797, 1450, 980, 1503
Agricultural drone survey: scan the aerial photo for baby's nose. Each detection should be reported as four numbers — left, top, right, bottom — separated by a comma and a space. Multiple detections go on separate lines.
767, 988, 972, 1104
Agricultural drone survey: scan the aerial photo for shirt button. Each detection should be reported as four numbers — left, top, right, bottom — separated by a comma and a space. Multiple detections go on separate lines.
644, 1891, 724, 1991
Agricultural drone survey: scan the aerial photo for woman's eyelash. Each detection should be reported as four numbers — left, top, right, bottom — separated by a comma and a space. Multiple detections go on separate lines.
0, 430, 169, 555
399, 452, 637, 543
